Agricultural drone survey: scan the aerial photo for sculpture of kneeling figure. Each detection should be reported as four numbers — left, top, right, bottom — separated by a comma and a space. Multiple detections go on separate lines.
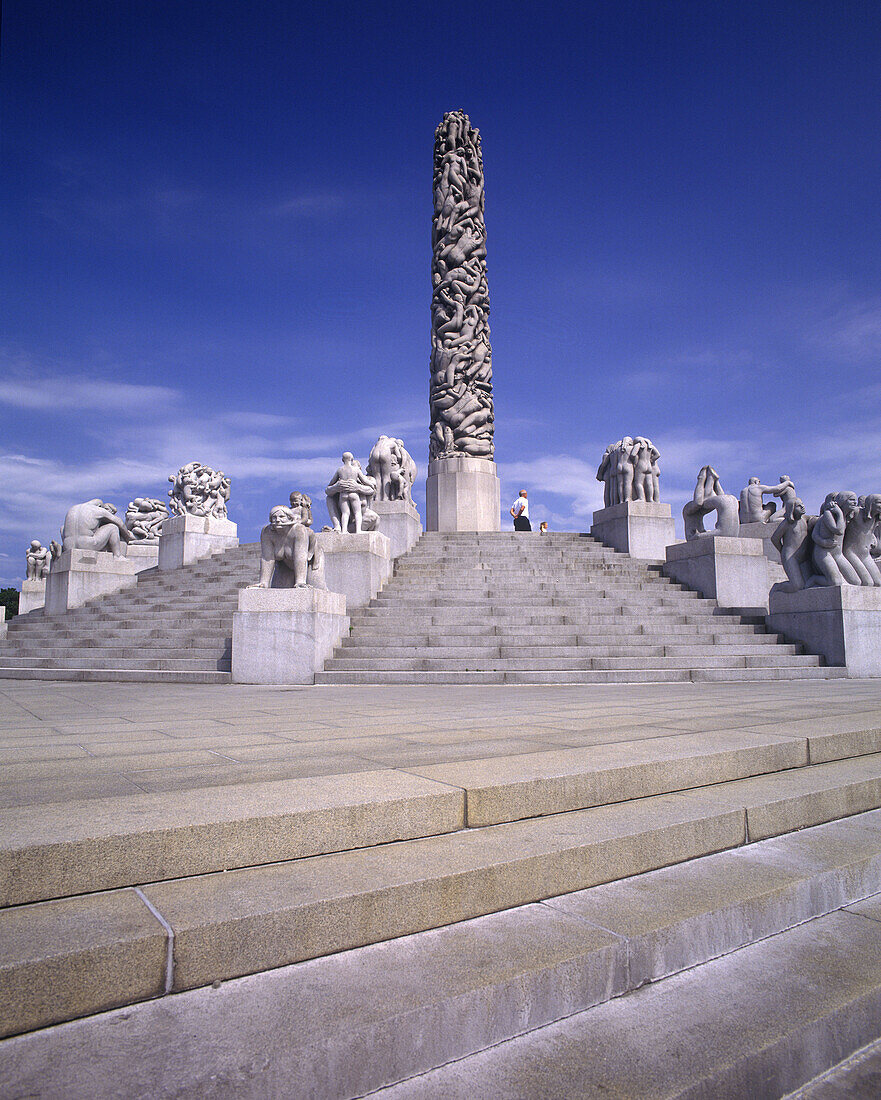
810, 492, 861, 587
251, 495, 327, 590
61, 499, 133, 558
843, 493, 881, 587
770, 498, 815, 592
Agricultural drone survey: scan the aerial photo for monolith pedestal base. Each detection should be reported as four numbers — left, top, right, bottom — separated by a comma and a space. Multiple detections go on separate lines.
125, 543, 160, 573
232, 587, 348, 684
373, 500, 422, 559
767, 586, 881, 676
45, 549, 138, 616
737, 519, 783, 564
316, 531, 392, 608
18, 579, 46, 615
158, 514, 238, 571
426, 457, 500, 532
664, 536, 770, 614
0, 608, 6, 640
591, 501, 676, 561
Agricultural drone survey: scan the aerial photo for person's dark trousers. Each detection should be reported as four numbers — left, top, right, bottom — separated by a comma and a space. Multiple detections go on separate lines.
514, 516, 532, 531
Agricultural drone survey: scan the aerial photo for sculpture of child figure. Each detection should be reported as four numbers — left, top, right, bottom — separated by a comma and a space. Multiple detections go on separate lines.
250, 493, 326, 590
25, 540, 51, 581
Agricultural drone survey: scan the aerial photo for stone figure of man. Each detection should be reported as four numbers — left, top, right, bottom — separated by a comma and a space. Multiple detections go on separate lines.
61, 499, 132, 557
251, 498, 326, 589
25, 540, 51, 581
738, 477, 796, 524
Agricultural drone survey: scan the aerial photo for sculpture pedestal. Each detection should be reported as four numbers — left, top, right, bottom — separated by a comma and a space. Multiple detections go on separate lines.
316, 531, 392, 609
125, 543, 160, 573
664, 536, 770, 614
45, 549, 138, 616
737, 519, 783, 564
232, 587, 348, 685
426, 456, 500, 532
373, 500, 422, 559
767, 586, 881, 677
158, 514, 238, 571
18, 578, 46, 615
0, 608, 6, 640
591, 501, 676, 561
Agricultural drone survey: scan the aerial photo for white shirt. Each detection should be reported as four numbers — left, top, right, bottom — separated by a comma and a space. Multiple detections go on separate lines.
512, 497, 529, 518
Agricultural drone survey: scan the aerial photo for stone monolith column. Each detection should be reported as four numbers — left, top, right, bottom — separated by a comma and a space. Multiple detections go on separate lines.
426, 111, 500, 531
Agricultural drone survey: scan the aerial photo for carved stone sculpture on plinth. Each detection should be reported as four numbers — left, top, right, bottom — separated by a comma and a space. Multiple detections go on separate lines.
367, 436, 423, 557
231, 496, 343, 684
682, 467, 740, 539
253, 496, 327, 590
591, 437, 673, 559
124, 497, 169, 572
46, 499, 138, 615
426, 111, 500, 531
20, 540, 51, 614
159, 463, 238, 570
324, 454, 380, 534
768, 490, 881, 675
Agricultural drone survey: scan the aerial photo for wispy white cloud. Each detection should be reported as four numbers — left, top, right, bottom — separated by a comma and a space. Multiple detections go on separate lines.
0, 371, 180, 413
808, 297, 881, 361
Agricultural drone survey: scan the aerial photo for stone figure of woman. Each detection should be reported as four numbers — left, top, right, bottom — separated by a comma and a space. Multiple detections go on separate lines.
810, 492, 861, 586
842, 494, 881, 586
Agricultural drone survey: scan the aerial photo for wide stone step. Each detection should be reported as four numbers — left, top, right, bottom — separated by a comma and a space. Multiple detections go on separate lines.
1, 755, 878, 1042
0, 655, 230, 671
320, 666, 843, 684
3, 813, 879, 1097
329, 644, 804, 662
0, 667, 231, 683
340, 632, 783, 648
372, 892, 881, 1100
324, 653, 822, 672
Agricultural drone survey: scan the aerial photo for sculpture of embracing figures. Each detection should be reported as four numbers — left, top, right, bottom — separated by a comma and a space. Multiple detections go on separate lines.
738, 476, 796, 524
251, 492, 326, 590
366, 436, 417, 504
596, 437, 660, 506
325, 453, 379, 534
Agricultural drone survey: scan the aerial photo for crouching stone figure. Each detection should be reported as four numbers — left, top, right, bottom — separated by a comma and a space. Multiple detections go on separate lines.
26, 541, 51, 580
251, 493, 326, 590
61, 499, 133, 557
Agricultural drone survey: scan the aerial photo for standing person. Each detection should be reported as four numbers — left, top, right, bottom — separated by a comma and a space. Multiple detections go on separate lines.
510, 490, 531, 531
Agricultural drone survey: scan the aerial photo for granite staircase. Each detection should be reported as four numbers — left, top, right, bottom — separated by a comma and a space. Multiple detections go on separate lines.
2, 716, 881, 1098
318, 531, 841, 684
0, 544, 260, 683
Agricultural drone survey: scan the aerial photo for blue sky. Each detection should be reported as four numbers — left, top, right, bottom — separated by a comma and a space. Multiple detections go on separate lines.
2, 1, 880, 586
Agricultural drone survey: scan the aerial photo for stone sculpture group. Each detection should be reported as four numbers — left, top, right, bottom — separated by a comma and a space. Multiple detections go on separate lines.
429, 110, 493, 460
772, 491, 881, 591
125, 498, 170, 541
738, 477, 796, 524
168, 462, 231, 519
683, 467, 741, 539
596, 437, 661, 506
